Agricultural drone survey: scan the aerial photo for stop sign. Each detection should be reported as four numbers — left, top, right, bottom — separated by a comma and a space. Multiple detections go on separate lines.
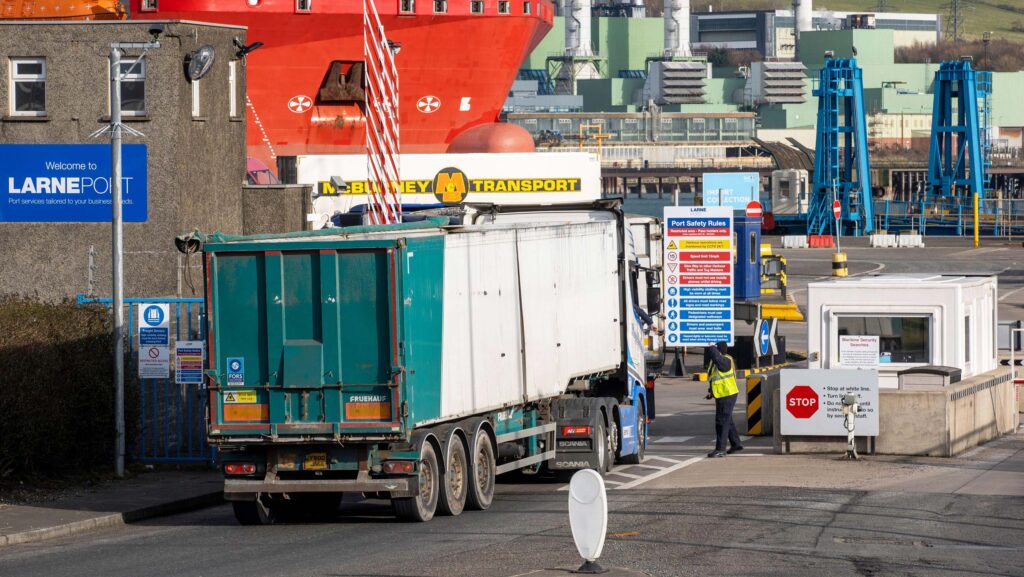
786, 385, 819, 419
746, 201, 763, 219
832, 200, 842, 220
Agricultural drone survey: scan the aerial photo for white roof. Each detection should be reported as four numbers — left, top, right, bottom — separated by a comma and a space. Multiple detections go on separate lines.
809, 274, 995, 289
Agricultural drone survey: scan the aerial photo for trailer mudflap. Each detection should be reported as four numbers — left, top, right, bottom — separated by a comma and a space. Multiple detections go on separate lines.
223, 472, 417, 499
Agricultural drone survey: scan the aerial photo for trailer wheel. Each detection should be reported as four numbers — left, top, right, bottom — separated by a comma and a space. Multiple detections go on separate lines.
437, 435, 469, 516
466, 429, 495, 511
392, 442, 440, 522
619, 403, 646, 465
232, 494, 276, 525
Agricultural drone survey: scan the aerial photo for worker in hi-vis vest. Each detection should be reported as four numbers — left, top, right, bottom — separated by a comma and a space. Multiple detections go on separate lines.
705, 341, 743, 458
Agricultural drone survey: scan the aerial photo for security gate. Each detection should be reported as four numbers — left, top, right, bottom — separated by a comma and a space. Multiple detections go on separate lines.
77, 295, 213, 464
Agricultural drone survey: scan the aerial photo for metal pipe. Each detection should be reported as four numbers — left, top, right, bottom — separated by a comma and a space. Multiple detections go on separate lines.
110, 46, 126, 479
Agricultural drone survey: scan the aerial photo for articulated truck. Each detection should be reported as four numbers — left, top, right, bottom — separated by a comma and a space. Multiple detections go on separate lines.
198, 200, 662, 524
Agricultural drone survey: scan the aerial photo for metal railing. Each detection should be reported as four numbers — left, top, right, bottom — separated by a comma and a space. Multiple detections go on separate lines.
77, 295, 213, 464
872, 198, 1024, 236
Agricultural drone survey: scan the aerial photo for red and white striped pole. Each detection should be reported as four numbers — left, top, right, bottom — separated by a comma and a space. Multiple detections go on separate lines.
363, 0, 401, 224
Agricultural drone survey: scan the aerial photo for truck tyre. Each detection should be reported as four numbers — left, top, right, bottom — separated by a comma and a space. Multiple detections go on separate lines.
392, 442, 440, 522
437, 435, 468, 516
466, 429, 495, 511
232, 494, 276, 525
594, 419, 609, 476
605, 415, 618, 473
619, 403, 646, 465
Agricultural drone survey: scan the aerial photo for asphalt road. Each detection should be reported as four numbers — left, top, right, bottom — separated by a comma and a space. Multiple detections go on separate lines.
1, 240, 1022, 577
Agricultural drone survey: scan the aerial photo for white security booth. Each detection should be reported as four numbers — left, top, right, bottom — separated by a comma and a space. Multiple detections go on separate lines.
807, 275, 998, 389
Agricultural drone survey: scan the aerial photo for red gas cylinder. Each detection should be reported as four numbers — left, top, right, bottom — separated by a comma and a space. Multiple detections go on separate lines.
447, 123, 535, 153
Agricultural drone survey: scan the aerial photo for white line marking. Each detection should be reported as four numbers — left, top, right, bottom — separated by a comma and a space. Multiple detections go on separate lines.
607, 470, 643, 480
652, 436, 694, 444
603, 479, 623, 485
647, 455, 683, 465
613, 457, 705, 490
631, 463, 665, 470
999, 286, 1024, 302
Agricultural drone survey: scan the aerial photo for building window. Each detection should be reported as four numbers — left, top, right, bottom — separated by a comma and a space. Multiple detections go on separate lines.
399, 0, 414, 12
837, 315, 930, 364
295, 0, 311, 12
433, 0, 446, 12
191, 78, 201, 117
470, 0, 483, 13
228, 61, 239, 117
140, 0, 158, 10
497, 0, 509, 12
523, 1, 530, 13
9, 58, 46, 116
117, 58, 146, 116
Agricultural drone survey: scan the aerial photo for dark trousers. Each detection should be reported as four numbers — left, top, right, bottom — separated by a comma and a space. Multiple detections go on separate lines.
714, 393, 742, 452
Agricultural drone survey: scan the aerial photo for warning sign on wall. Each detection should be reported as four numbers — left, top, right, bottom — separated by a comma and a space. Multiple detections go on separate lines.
779, 369, 879, 436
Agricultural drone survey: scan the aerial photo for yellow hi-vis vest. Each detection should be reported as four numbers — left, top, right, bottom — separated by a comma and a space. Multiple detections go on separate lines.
708, 354, 739, 399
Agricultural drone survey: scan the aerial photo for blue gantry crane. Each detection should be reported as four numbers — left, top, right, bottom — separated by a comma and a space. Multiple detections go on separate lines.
927, 59, 990, 200
809, 56, 873, 236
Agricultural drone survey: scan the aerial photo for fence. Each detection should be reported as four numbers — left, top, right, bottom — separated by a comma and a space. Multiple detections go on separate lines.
76, 295, 213, 464
873, 198, 1024, 236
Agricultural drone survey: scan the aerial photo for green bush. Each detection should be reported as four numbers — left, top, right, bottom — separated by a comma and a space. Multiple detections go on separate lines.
0, 296, 137, 479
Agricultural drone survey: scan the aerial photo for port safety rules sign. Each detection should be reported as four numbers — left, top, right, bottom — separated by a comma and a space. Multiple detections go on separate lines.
662, 206, 734, 347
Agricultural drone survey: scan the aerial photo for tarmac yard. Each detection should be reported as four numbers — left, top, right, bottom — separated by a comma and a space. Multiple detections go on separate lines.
1, 237, 1022, 577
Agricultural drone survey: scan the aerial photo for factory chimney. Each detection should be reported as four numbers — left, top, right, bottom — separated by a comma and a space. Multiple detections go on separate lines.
793, 0, 812, 59
663, 0, 691, 58
564, 0, 593, 57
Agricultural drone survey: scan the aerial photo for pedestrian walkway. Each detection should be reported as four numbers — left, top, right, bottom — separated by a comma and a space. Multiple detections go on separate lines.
0, 470, 222, 547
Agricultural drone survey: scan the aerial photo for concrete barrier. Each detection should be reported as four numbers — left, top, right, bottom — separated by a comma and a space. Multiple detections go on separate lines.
897, 234, 925, 248
781, 235, 808, 249
773, 368, 1019, 457
869, 234, 898, 248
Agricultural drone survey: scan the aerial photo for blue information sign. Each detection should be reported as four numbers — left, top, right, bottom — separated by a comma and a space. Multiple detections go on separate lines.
758, 319, 772, 355
0, 144, 147, 222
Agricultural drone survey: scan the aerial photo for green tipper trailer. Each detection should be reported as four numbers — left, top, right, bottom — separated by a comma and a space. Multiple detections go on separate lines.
197, 202, 659, 523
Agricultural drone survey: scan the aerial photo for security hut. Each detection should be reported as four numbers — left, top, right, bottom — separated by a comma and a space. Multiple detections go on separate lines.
807, 275, 998, 389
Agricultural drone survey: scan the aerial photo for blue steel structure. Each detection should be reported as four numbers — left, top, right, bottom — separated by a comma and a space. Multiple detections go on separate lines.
809, 57, 873, 236
927, 60, 988, 200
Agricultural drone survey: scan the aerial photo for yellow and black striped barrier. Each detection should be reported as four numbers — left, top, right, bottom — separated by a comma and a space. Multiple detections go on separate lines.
746, 375, 764, 435
831, 252, 848, 277
693, 362, 790, 382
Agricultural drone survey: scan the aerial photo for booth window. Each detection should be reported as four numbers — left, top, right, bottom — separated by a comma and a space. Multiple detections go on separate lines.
836, 315, 930, 363
749, 232, 756, 265
964, 316, 971, 362
10, 58, 46, 116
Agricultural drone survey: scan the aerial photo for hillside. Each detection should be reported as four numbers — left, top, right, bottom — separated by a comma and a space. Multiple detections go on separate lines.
687, 1, 1024, 43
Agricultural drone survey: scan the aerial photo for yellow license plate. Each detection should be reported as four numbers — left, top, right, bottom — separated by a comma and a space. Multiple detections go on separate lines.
303, 452, 328, 470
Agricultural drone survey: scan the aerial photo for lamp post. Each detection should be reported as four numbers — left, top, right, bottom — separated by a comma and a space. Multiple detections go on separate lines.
91, 36, 161, 478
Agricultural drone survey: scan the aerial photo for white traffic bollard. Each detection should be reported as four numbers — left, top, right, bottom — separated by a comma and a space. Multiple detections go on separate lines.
842, 393, 860, 460
568, 469, 609, 574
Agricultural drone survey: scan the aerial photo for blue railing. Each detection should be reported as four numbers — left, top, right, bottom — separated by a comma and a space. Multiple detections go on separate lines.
77, 295, 213, 464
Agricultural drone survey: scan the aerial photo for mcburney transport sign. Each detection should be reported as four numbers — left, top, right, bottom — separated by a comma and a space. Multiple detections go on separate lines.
780, 369, 879, 436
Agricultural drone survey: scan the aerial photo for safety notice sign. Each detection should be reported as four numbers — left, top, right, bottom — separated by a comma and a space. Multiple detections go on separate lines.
779, 369, 879, 436
662, 206, 734, 347
139, 345, 170, 379
175, 340, 205, 385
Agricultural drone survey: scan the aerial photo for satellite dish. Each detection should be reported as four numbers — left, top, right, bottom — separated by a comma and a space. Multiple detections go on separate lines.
568, 469, 608, 574
187, 45, 216, 81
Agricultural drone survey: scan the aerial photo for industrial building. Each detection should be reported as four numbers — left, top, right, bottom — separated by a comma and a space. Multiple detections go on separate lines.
0, 21, 247, 300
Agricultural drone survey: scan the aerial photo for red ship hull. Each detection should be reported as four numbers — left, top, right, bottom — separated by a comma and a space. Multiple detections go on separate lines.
130, 0, 553, 169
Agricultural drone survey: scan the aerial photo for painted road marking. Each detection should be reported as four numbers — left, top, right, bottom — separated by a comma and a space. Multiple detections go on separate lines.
607, 471, 643, 480
614, 457, 704, 490
652, 436, 694, 444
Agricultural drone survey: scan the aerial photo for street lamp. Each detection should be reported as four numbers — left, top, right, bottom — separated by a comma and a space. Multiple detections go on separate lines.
89, 27, 162, 478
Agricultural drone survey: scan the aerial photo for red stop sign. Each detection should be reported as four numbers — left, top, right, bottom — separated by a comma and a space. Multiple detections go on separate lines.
832, 200, 842, 219
786, 385, 819, 419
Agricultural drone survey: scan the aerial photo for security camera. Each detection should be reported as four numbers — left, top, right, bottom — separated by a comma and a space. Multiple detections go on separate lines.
149, 23, 165, 40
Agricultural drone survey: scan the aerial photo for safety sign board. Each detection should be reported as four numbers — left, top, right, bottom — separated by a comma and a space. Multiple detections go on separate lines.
662, 206, 734, 347
138, 303, 169, 346
0, 144, 148, 222
779, 369, 879, 436
839, 335, 880, 369
226, 357, 245, 386
223, 390, 257, 404
175, 340, 205, 385
139, 345, 170, 379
